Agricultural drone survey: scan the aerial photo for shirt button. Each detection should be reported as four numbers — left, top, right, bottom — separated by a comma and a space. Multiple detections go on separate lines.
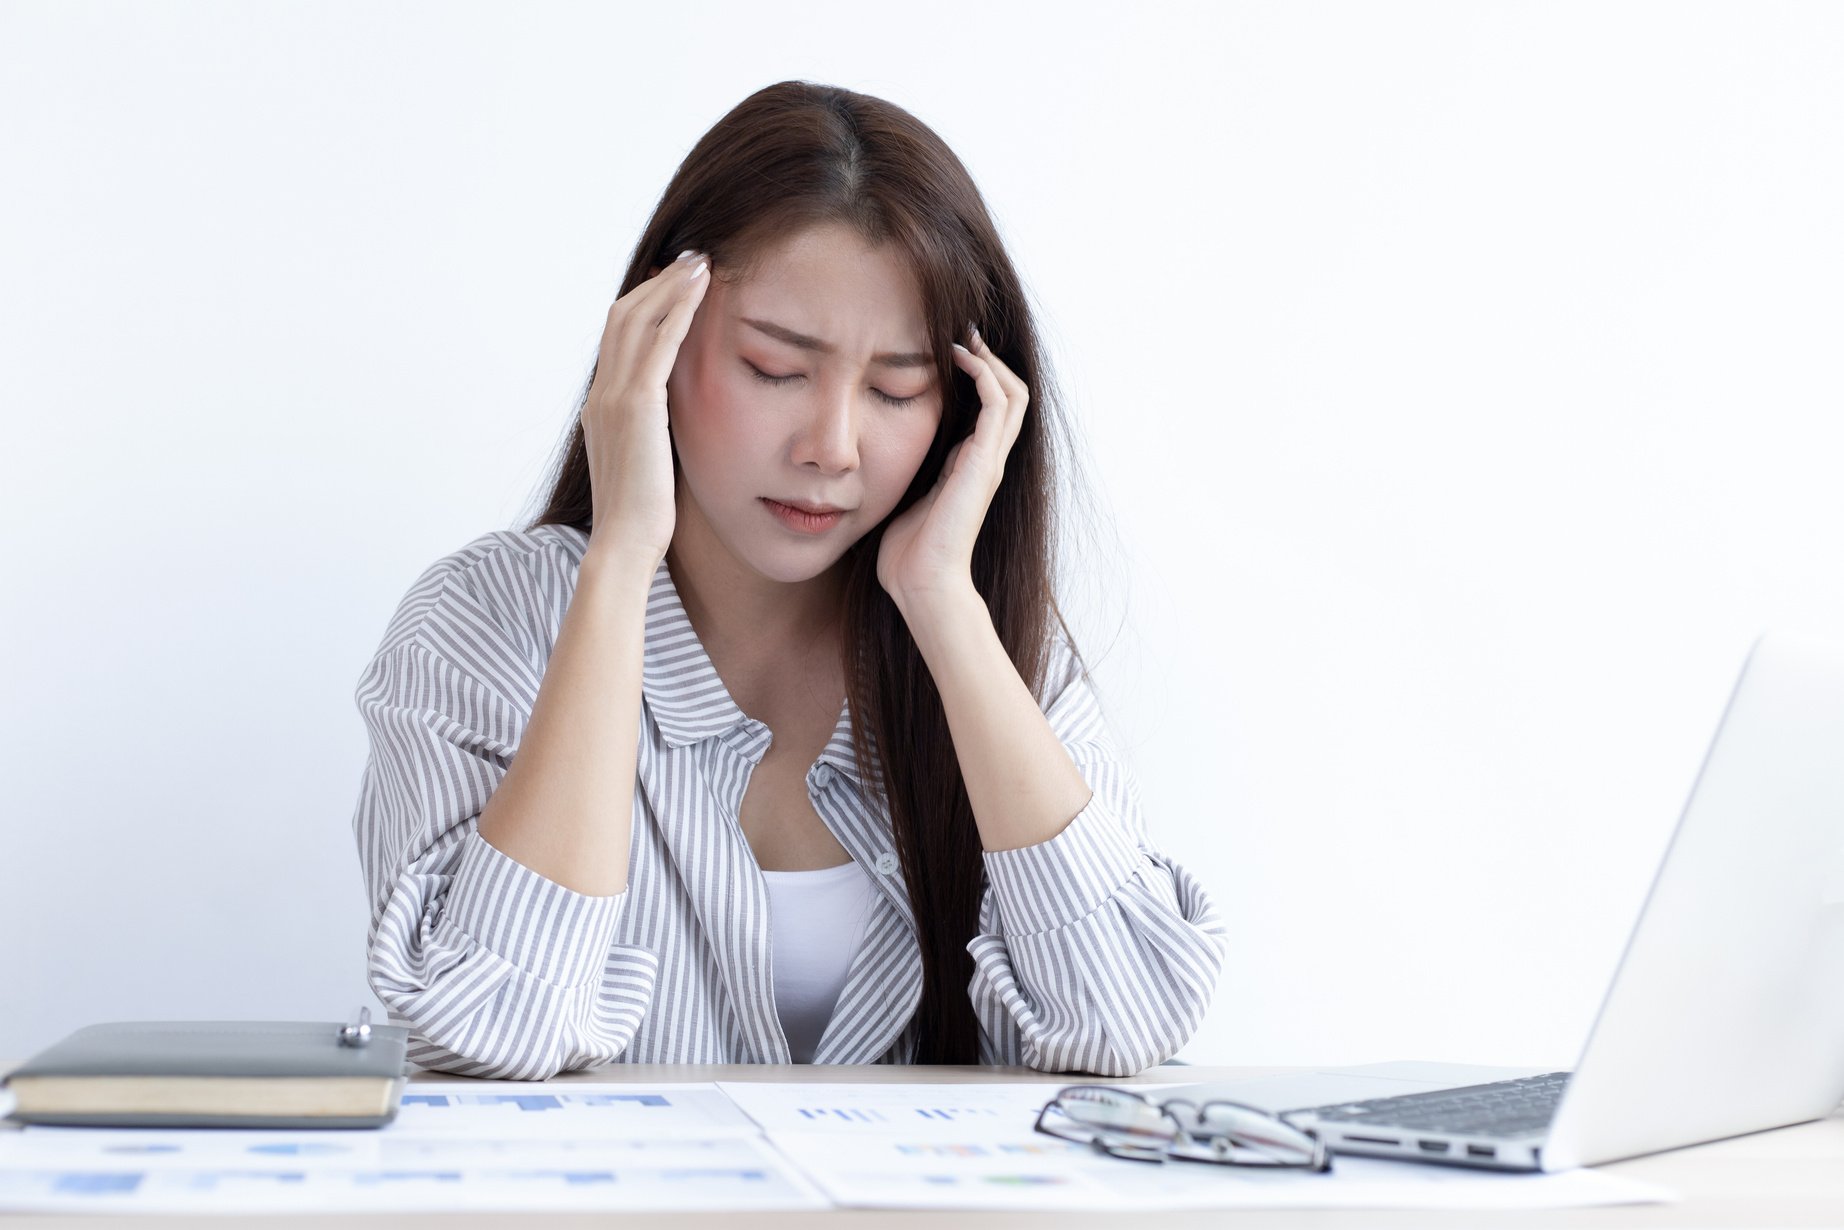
874, 851, 899, 876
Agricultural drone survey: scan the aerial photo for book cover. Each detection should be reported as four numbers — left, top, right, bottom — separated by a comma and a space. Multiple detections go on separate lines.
2, 1017, 409, 1129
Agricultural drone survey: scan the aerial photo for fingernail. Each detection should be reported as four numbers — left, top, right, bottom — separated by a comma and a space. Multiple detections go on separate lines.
676, 249, 696, 261
970, 325, 983, 346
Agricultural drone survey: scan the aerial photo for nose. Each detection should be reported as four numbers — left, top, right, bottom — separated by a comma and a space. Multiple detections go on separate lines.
789, 379, 861, 475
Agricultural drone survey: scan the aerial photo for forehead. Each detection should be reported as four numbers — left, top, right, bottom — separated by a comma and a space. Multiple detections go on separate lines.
725, 224, 927, 342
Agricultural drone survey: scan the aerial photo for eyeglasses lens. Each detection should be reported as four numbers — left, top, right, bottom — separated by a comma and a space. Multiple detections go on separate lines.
1042, 1089, 1329, 1171
1162, 1101, 1324, 1168
1055, 1090, 1178, 1145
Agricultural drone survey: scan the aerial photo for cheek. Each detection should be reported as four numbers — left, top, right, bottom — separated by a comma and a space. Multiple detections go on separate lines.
904, 418, 943, 477
870, 414, 945, 500
672, 358, 761, 473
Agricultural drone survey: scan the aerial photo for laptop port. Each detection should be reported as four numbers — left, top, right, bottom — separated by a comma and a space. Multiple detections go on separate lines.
1343, 1135, 1401, 1146
1467, 1145, 1498, 1158
1418, 1140, 1451, 1153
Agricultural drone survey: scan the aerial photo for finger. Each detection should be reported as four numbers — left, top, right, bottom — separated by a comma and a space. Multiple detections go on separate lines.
601, 252, 705, 376
648, 253, 710, 328
631, 257, 711, 391
998, 382, 1028, 457
610, 254, 708, 382
630, 252, 709, 335
1002, 411, 1026, 459
951, 343, 1009, 458
965, 330, 1029, 457
620, 249, 703, 319
646, 248, 699, 278
968, 327, 1026, 402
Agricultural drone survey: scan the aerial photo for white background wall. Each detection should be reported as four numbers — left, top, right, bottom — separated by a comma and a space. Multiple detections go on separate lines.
3, 0, 1840, 1071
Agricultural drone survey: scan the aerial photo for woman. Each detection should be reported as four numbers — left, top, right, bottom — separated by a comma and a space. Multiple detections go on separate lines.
351, 81, 1228, 1079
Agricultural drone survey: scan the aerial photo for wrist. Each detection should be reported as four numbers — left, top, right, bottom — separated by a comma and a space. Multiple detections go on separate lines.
894, 579, 987, 644
580, 542, 664, 589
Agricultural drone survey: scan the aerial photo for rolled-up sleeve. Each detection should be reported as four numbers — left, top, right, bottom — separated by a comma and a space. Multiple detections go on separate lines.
350, 572, 659, 1079
967, 637, 1229, 1077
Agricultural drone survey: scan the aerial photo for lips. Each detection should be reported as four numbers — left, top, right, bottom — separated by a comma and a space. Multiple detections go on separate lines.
762, 498, 847, 535
769, 498, 849, 515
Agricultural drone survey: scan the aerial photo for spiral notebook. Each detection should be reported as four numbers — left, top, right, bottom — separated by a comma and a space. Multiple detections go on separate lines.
0, 1009, 408, 1129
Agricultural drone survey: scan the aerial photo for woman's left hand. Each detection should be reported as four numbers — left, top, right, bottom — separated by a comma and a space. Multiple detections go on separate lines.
877, 326, 1030, 610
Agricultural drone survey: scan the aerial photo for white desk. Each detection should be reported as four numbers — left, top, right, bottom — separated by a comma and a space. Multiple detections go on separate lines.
5, 1061, 1843, 1227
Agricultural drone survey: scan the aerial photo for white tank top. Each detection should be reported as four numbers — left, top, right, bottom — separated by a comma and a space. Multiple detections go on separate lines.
761, 859, 879, 1062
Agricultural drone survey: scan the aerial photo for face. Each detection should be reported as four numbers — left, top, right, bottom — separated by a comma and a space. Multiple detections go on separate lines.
662, 222, 945, 585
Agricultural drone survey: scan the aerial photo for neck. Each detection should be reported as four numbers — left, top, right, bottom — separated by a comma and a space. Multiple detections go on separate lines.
664, 491, 847, 695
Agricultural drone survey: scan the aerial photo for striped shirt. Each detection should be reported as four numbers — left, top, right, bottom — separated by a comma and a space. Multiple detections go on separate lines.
350, 523, 1229, 1079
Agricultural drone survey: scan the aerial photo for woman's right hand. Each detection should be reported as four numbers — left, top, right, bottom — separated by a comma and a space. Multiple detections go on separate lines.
581, 248, 712, 568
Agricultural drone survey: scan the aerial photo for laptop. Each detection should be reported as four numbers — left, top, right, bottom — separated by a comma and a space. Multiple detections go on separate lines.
1175, 630, 1844, 1172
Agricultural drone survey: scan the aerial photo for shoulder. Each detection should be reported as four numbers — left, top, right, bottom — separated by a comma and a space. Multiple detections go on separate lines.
372, 523, 592, 661
1040, 618, 1088, 702
1037, 618, 1120, 749
429, 522, 592, 596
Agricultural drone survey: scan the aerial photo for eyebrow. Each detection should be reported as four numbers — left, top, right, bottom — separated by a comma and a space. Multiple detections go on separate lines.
740, 317, 933, 369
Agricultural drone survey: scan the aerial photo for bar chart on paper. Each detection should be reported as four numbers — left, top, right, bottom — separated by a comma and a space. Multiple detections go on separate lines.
388, 1082, 763, 1138
717, 1082, 1070, 1132
0, 1135, 828, 1213
0, 1084, 826, 1214
788, 1098, 1012, 1127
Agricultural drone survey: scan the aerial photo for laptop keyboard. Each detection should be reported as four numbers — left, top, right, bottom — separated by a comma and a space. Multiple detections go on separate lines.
1302, 1071, 1573, 1138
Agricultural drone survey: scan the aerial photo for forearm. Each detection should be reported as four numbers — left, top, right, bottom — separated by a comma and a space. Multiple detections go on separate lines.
476, 546, 657, 896
897, 586, 1094, 852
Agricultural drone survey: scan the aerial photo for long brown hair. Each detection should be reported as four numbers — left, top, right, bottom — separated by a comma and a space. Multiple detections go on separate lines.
526, 80, 1099, 1063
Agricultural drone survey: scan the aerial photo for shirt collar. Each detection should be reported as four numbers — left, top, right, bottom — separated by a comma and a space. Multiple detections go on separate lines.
640, 556, 873, 786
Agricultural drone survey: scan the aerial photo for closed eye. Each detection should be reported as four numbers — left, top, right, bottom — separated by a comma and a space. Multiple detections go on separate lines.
745, 361, 923, 408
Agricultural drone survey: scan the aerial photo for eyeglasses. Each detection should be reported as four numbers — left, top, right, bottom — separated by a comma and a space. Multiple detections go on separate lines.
1035, 1085, 1333, 1172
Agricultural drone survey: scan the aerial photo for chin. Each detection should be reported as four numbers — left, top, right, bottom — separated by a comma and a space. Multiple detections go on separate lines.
751, 544, 854, 585
719, 522, 853, 585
